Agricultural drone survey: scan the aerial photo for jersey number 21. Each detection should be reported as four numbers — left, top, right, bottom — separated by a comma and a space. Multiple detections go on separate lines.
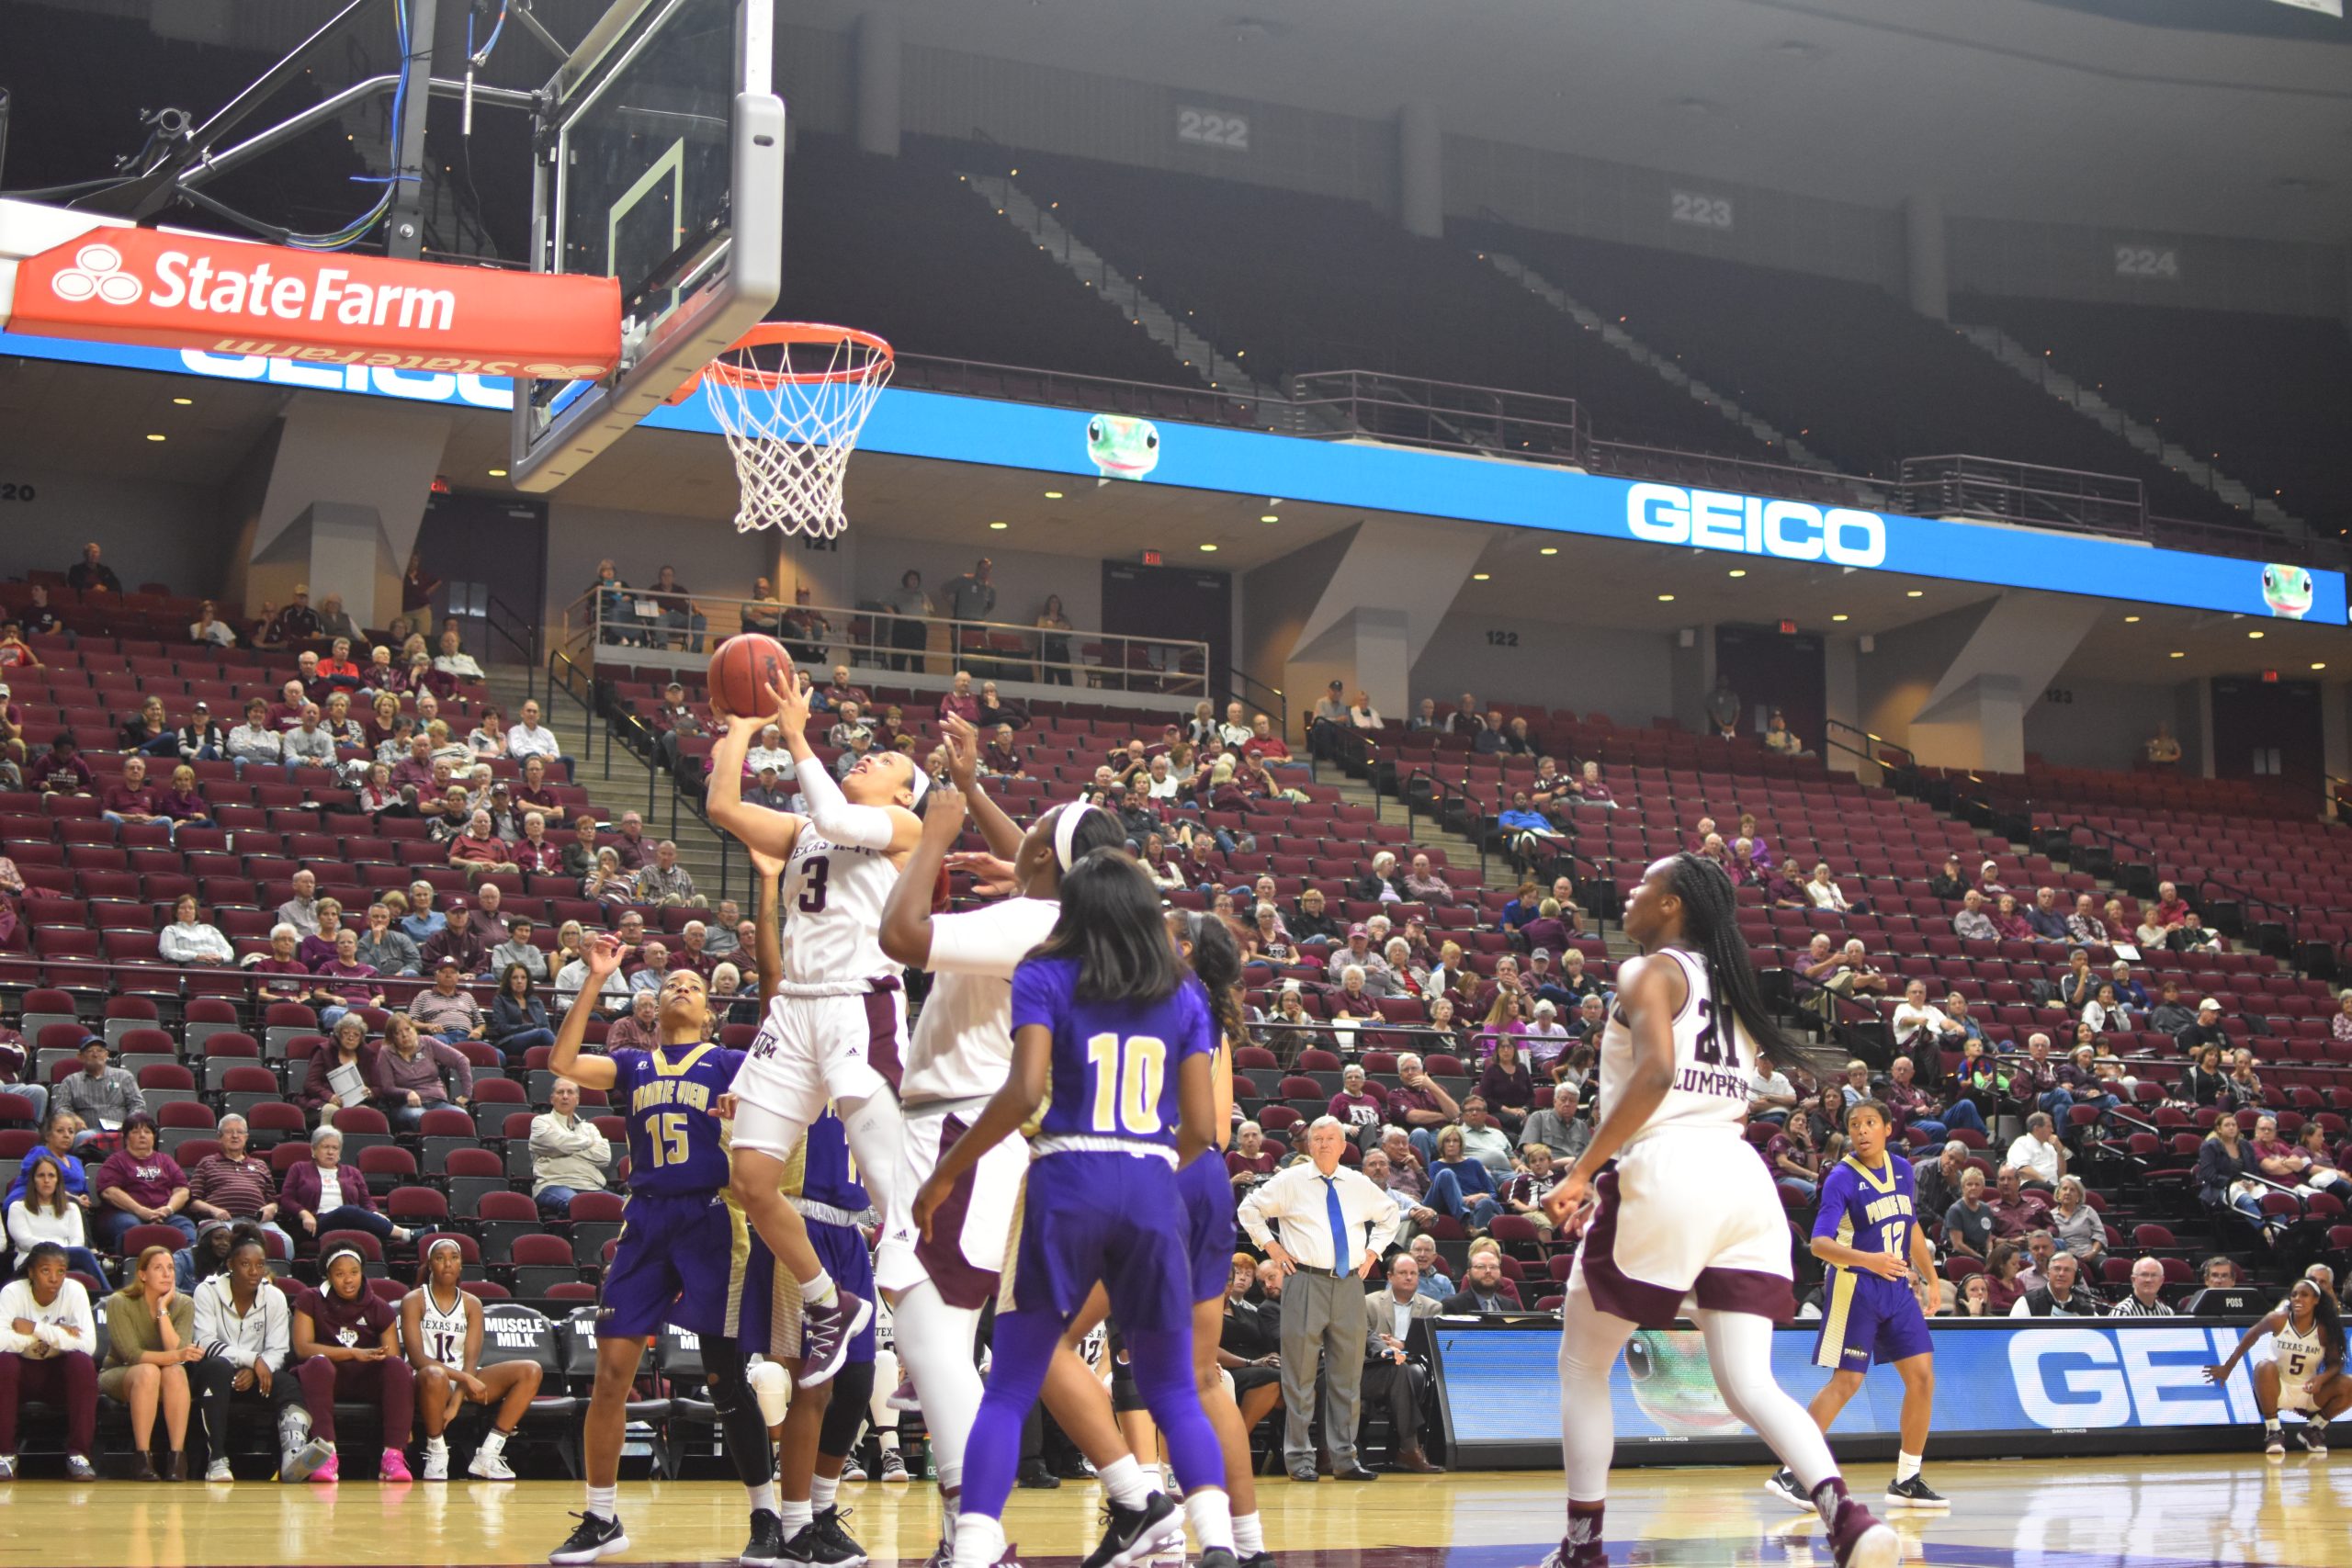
1690, 997, 1741, 1068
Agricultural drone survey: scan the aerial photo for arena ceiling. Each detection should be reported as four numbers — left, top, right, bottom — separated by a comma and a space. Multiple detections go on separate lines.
796, 0, 2352, 243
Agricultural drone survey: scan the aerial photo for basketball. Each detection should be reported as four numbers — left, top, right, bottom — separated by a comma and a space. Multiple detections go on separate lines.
707, 632, 793, 720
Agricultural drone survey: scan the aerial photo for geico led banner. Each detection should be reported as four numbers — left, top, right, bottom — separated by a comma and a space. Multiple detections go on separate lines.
1623, 483, 1887, 568
1, 327, 2340, 626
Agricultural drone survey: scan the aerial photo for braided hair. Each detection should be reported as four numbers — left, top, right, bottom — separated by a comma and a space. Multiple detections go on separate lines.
2291, 1278, 2347, 1374
1661, 852, 1844, 1083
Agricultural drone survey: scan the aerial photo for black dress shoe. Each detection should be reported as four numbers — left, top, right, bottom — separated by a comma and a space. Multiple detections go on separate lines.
1287, 1463, 1319, 1483
1331, 1463, 1379, 1482
1016, 1460, 1062, 1490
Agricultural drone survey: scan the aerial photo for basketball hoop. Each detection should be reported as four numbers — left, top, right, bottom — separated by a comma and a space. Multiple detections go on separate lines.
676, 321, 893, 536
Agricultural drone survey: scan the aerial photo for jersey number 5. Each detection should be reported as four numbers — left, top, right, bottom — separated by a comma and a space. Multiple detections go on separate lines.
1690, 997, 1742, 1069
1085, 1032, 1169, 1136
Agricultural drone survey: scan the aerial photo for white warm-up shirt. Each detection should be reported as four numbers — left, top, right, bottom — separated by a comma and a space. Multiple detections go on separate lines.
899, 897, 1059, 1106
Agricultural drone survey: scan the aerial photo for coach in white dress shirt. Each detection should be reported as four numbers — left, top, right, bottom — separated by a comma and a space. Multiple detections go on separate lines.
1238, 1116, 1399, 1483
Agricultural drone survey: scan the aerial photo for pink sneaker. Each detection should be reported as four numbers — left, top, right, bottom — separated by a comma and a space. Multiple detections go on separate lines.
309, 1454, 340, 1484
379, 1449, 413, 1483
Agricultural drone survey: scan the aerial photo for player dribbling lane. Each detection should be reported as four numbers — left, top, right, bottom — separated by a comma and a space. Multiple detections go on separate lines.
1765, 1098, 1947, 1511
912, 849, 1238, 1568
707, 665, 923, 1388
2206, 1278, 2350, 1458
546, 938, 782, 1567
1538, 853, 1898, 1568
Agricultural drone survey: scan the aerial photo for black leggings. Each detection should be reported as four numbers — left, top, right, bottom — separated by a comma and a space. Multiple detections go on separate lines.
820, 1359, 875, 1461
699, 1338, 774, 1490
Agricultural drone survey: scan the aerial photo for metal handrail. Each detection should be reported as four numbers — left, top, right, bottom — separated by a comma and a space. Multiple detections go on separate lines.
479, 592, 541, 705
558, 587, 1212, 699
1897, 454, 2147, 538
1822, 718, 1914, 781
1289, 369, 1591, 466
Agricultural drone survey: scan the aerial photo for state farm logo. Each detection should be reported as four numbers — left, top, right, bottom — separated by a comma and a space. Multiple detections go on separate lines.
49, 243, 144, 306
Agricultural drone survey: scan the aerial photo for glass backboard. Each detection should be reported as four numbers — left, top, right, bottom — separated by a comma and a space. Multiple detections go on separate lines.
509, 0, 782, 491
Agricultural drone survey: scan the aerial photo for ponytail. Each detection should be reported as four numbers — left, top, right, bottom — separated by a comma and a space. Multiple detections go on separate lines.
1182, 911, 1249, 1046
1664, 852, 1843, 1082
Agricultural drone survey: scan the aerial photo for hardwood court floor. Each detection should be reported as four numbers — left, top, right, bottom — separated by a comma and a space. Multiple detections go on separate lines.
3, 1454, 2347, 1567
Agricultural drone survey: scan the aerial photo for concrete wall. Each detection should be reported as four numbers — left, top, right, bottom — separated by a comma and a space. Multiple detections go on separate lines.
543, 501, 775, 638
0, 468, 234, 600
2021, 677, 2190, 773
1855, 602, 1995, 765
1409, 612, 1676, 729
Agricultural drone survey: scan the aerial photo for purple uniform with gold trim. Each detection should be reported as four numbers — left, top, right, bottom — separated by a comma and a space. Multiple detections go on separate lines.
1811, 1152, 1933, 1372
1003, 955, 1217, 1332
737, 1109, 877, 1361
596, 1041, 751, 1341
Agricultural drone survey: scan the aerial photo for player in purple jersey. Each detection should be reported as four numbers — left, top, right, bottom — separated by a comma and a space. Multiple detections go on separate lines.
914, 849, 1238, 1568
545, 935, 782, 1568
1768, 1099, 1948, 1512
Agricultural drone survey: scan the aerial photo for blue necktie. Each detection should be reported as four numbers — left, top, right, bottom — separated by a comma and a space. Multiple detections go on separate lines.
1323, 1174, 1351, 1278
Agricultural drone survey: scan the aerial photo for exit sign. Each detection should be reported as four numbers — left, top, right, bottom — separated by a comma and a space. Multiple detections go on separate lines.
1779, 619, 1798, 636
2262, 669, 2280, 683
1137, 549, 1164, 567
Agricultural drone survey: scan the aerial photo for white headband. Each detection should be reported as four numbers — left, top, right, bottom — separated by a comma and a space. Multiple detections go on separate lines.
908, 764, 930, 809
1054, 801, 1102, 872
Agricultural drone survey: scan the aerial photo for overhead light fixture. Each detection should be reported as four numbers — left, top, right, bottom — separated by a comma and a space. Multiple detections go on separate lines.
171, 397, 193, 406
1727, 569, 1747, 579
2312, 661, 2328, 671
1259, 514, 1279, 523
1199, 543, 1218, 552
1905, 589, 1924, 598
486, 468, 507, 478
2248, 630, 2266, 639
1831, 614, 1849, 623
1472, 572, 1491, 581
1539, 547, 1558, 557
1657, 592, 1676, 603
2169, 650, 2186, 659
2122, 615, 2142, 624
1043, 491, 1064, 500
145, 433, 166, 442
989, 521, 1009, 530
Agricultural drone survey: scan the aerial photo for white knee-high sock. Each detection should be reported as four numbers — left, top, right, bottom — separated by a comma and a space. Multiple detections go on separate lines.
1694, 1308, 1839, 1495
1557, 1292, 1638, 1504
869, 1346, 900, 1428
893, 1280, 984, 1494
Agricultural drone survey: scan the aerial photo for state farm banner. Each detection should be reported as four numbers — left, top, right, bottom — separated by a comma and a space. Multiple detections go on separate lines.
5, 222, 619, 379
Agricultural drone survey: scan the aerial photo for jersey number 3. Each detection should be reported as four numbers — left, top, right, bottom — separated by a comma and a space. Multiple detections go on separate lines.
1690, 997, 1742, 1069
1085, 1032, 1169, 1136
797, 855, 831, 914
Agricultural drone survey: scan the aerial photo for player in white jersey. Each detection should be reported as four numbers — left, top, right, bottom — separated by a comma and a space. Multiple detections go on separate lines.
2206, 1277, 2350, 1457
707, 665, 922, 1387
401, 1235, 543, 1479
1534, 853, 1897, 1568
876, 718, 1185, 1568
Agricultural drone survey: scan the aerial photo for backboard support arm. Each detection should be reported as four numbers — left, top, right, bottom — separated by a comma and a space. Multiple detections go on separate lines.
384, 0, 438, 259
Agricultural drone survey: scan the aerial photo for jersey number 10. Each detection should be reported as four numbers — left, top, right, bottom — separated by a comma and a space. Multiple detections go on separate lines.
1085, 1032, 1169, 1136
1690, 997, 1742, 1069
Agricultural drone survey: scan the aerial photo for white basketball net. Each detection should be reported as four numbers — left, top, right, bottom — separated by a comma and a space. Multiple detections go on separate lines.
699, 328, 893, 536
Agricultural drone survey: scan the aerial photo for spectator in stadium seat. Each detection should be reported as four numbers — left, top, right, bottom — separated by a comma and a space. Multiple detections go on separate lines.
1476, 1038, 1534, 1134
1987, 1166, 2048, 1238
1915, 1141, 1969, 1230
2170, 911, 2224, 954
2007, 1111, 2069, 1190
1940, 1168, 1996, 1261
275, 869, 321, 938
2143, 723, 2182, 765
2021, 887, 2068, 943
2010, 1251, 2099, 1317
1765, 1108, 1823, 1201
54, 1038, 143, 1146
1361, 1253, 1446, 1471
7, 1155, 105, 1283
305, 927, 380, 1028
2148, 980, 2196, 1040
1440, 1247, 1516, 1315
289, 1245, 416, 1483
1454, 1098, 1515, 1174
249, 923, 310, 1001
2152, 881, 2191, 931
1884, 1054, 1983, 1140
371, 1013, 472, 1134
1926, 856, 1970, 902
295, 898, 348, 971
348, 902, 416, 979
1243, 713, 1290, 763
29, 730, 93, 795
1977, 1244, 2026, 1314
186, 1117, 291, 1258
555, 930, 629, 1015
153, 763, 211, 833
528, 1077, 611, 1219
1990, 892, 2033, 942
488, 918, 547, 987
2064, 895, 2107, 947
1407, 697, 1442, 734
101, 1243, 217, 1482
2175, 998, 2229, 1058
2056, 948, 2098, 1012
2293, 1122, 2352, 1201
406, 959, 485, 1052
259, 586, 321, 649
118, 695, 177, 761
92, 1115, 194, 1251
187, 600, 237, 648
397, 882, 446, 946
447, 810, 519, 875
605, 989, 662, 1052
62, 542, 119, 597
2224, 1049, 2267, 1110
1328, 1064, 1387, 1141
1951, 889, 1996, 942
2049, 1176, 2105, 1264
0, 1238, 102, 1476
6, 1116, 87, 1213
634, 840, 698, 907
297, 1016, 376, 1120
1288, 886, 1340, 948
